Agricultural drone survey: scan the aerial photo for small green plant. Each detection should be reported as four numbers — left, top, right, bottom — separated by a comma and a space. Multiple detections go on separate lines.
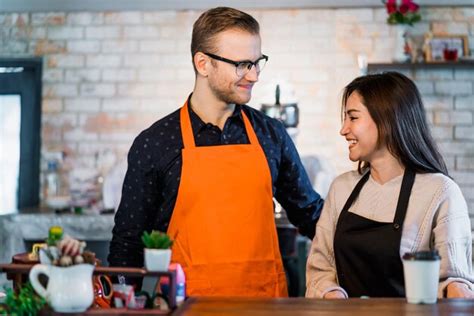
141, 230, 173, 249
46, 225, 63, 246
1, 282, 46, 315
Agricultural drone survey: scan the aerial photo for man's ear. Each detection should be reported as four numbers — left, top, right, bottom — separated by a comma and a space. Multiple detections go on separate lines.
194, 52, 209, 77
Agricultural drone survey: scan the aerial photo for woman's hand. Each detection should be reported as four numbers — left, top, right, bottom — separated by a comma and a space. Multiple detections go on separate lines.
58, 235, 83, 256
446, 282, 474, 298
324, 290, 346, 299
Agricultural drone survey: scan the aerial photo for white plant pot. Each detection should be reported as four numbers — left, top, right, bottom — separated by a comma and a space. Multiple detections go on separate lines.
144, 248, 172, 272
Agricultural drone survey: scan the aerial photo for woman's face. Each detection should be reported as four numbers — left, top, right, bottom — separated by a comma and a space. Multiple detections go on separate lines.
340, 92, 384, 163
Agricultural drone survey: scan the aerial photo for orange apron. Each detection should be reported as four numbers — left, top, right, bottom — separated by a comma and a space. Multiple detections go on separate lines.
167, 101, 288, 297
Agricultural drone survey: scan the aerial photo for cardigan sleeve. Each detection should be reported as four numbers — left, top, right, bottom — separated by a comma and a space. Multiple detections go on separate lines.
432, 179, 474, 297
305, 180, 348, 298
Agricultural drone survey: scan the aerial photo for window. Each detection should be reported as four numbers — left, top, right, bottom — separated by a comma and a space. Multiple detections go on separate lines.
0, 58, 42, 214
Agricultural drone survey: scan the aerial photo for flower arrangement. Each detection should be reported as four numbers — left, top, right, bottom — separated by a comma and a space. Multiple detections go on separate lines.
383, 0, 421, 26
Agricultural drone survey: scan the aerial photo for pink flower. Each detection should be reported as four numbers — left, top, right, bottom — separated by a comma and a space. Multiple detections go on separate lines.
402, 0, 419, 12
399, 4, 409, 14
385, 0, 397, 14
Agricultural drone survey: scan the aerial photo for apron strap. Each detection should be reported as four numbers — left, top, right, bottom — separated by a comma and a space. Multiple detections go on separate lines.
392, 169, 416, 230
241, 110, 258, 145
340, 171, 370, 215
180, 100, 196, 149
180, 101, 259, 148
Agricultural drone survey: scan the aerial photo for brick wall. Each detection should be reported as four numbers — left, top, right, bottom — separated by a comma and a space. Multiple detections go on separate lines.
0, 8, 473, 228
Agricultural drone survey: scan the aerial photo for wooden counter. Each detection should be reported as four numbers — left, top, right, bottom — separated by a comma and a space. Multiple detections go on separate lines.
172, 297, 474, 316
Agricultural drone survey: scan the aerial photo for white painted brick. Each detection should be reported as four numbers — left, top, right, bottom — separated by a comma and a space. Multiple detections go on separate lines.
337, 38, 373, 54
423, 96, 453, 110
42, 113, 77, 127
1, 41, 27, 53
435, 81, 472, 95
425, 111, 434, 124
64, 128, 99, 142
100, 132, 137, 143
459, 185, 474, 201
431, 126, 453, 140
176, 69, 195, 81
455, 96, 474, 110
455, 69, 474, 80
48, 26, 83, 40
143, 11, 177, 24
67, 40, 100, 53
310, 22, 336, 37
423, 9, 454, 21
42, 98, 63, 112
86, 55, 121, 68
118, 83, 158, 97
80, 83, 116, 97
336, 23, 389, 38
29, 40, 66, 55
434, 111, 473, 125
453, 8, 474, 22
373, 8, 388, 23
138, 68, 176, 81
414, 80, 435, 95
32, 13, 66, 26
139, 98, 177, 112
139, 40, 175, 53
85, 26, 121, 39
64, 98, 101, 112
10, 27, 31, 39
439, 141, 474, 155
432, 22, 469, 35
102, 69, 137, 82
67, 13, 104, 25
160, 26, 191, 39
102, 40, 138, 53
123, 26, 159, 38
43, 83, 78, 97
65, 69, 101, 83
414, 69, 453, 80
444, 156, 456, 170
105, 12, 142, 25
43, 69, 63, 83
455, 127, 474, 140
47, 54, 84, 68
124, 54, 161, 67
30, 27, 47, 39
456, 157, 474, 170
335, 9, 373, 23
102, 98, 140, 112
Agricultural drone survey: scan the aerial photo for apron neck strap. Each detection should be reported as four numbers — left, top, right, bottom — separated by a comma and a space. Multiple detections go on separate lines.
180, 101, 258, 148
392, 168, 416, 227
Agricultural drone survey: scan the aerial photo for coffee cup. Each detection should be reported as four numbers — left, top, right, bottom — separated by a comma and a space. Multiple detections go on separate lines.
402, 251, 441, 304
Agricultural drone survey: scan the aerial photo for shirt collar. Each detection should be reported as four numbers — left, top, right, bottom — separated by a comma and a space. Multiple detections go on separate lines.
187, 94, 243, 133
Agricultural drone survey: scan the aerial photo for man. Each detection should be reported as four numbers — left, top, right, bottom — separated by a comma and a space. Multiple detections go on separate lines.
108, 7, 323, 297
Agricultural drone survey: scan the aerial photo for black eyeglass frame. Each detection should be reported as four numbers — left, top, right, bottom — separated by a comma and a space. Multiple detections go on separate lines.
203, 52, 268, 75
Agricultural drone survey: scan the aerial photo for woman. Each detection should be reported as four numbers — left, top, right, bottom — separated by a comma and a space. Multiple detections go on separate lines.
306, 72, 474, 299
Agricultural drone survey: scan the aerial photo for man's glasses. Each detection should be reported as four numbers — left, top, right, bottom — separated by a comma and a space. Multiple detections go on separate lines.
203, 52, 268, 77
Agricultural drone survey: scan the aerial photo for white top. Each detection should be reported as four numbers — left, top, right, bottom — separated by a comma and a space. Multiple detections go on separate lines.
306, 170, 474, 298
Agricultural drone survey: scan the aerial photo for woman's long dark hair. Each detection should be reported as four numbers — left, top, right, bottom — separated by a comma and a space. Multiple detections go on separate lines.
342, 71, 448, 176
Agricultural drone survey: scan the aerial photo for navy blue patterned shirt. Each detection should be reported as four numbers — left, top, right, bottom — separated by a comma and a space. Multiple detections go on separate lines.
109, 100, 324, 268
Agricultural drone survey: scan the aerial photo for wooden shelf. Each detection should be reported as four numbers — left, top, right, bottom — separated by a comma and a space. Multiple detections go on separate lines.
368, 61, 474, 72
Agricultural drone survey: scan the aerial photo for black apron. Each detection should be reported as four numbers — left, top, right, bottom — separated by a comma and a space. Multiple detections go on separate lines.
334, 169, 415, 297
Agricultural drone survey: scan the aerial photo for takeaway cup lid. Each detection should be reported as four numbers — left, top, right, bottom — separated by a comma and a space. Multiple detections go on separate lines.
403, 250, 441, 261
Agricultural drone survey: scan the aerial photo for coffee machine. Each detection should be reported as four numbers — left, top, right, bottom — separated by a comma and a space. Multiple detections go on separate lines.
260, 84, 299, 128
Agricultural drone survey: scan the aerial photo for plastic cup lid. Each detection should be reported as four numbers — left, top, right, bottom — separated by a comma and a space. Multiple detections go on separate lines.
402, 250, 441, 261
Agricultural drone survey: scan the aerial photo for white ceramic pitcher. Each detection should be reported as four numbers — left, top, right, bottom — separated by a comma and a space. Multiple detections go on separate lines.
29, 264, 94, 313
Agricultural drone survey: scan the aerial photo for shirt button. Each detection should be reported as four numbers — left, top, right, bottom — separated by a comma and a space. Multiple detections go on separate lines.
393, 223, 400, 230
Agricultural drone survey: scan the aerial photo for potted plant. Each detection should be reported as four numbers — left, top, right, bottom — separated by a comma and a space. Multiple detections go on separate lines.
142, 230, 173, 271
